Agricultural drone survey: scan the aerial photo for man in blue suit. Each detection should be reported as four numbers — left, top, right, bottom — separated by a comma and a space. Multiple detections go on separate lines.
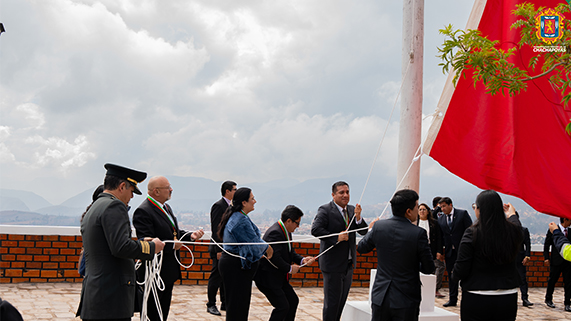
437, 197, 472, 307
357, 189, 435, 321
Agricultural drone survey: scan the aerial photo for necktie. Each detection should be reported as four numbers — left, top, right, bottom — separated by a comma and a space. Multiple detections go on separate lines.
447, 214, 452, 227
565, 228, 568, 238
343, 208, 352, 260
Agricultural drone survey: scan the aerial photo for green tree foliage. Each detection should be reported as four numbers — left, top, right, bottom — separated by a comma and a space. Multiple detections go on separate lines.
437, 3, 571, 135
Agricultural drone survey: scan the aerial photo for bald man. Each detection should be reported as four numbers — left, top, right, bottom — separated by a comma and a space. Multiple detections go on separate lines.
133, 176, 204, 321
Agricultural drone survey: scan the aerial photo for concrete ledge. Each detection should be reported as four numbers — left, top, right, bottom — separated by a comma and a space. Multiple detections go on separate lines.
0, 225, 321, 243
0, 225, 80, 236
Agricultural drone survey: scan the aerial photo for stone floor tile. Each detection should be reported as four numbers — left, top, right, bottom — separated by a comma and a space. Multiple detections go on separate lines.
4, 283, 571, 320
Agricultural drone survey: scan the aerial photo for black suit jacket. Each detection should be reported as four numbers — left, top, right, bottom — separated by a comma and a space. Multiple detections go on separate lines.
544, 227, 571, 266
453, 215, 522, 291
431, 206, 441, 221
517, 226, 531, 263
210, 198, 228, 254
357, 216, 435, 308
311, 201, 368, 273
438, 208, 472, 259
255, 221, 304, 289
133, 198, 191, 285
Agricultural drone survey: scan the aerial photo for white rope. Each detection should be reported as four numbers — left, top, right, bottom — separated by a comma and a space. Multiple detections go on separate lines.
175, 231, 195, 269
356, 60, 412, 206
158, 134, 428, 275
136, 252, 164, 321
145, 55, 443, 274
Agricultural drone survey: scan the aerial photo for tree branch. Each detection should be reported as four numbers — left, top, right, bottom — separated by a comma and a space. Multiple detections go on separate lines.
523, 62, 563, 81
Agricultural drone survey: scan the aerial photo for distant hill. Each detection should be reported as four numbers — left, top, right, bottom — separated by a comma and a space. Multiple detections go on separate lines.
0, 210, 79, 226
60, 186, 100, 208
0, 174, 561, 237
0, 189, 52, 211
34, 205, 84, 217
0, 196, 30, 211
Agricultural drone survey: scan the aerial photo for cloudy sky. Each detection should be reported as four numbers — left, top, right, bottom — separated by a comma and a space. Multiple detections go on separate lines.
0, 0, 475, 204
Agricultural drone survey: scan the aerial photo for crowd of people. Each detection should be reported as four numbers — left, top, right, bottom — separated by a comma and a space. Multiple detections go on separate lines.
69, 162, 571, 321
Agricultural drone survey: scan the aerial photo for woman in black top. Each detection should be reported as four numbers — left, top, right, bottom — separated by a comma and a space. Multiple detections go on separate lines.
452, 190, 523, 321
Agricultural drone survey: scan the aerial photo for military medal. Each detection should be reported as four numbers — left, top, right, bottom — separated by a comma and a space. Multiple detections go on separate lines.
147, 196, 178, 239
277, 219, 291, 252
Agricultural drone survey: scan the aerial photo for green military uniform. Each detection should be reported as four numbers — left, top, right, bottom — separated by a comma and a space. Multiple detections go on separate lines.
77, 192, 155, 319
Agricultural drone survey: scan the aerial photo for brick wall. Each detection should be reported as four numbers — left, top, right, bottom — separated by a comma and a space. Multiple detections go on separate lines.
170, 241, 377, 287
0, 231, 563, 287
0, 234, 83, 283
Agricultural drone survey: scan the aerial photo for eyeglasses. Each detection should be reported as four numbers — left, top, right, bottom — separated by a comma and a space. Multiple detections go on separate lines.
156, 186, 172, 190
293, 220, 301, 226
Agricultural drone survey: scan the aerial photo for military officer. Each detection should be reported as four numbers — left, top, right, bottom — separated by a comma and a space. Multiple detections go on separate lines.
76, 163, 165, 321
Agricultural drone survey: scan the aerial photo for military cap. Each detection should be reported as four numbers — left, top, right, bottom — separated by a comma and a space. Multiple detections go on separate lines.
104, 163, 147, 195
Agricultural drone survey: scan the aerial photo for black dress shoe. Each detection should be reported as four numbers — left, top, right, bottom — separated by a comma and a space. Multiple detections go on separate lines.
207, 305, 222, 316
522, 298, 534, 307
443, 301, 457, 307
565, 305, 571, 312
545, 300, 556, 308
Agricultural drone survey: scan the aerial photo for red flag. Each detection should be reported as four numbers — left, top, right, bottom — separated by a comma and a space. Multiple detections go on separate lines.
424, 0, 571, 218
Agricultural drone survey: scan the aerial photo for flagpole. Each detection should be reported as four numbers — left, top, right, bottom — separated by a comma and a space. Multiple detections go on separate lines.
397, 0, 424, 193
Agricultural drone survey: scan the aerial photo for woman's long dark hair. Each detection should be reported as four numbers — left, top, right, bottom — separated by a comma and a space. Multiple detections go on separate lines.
472, 190, 522, 265
418, 203, 435, 224
80, 185, 104, 223
217, 187, 252, 240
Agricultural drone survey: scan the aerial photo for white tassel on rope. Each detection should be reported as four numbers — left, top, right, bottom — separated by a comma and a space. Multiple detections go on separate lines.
137, 231, 197, 321
136, 252, 165, 321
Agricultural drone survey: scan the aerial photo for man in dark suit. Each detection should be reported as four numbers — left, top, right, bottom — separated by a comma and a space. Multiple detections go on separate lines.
255, 205, 316, 321
133, 176, 204, 321
515, 212, 533, 307
311, 181, 368, 321
206, 180, 236, 316
431, 196, 442, 220
358, 189, 434, 321
437, 197, 472, 307
544, 217, 571, 310
77, 163, 165, 320
431, 196, 445, 298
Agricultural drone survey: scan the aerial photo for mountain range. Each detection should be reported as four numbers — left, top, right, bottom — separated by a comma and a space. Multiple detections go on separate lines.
0, 173, 558, 237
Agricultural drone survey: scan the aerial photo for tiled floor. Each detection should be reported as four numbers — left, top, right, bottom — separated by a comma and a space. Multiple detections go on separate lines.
1, 283, 571, 320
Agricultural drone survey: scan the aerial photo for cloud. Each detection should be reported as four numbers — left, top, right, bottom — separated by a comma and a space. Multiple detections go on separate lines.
141, 105, 399, 183
0, 0, 476, 204
25, 135, 96, 169
16, 103, 45, 129
0, 126, 10, 140
0, 143, 16, 163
